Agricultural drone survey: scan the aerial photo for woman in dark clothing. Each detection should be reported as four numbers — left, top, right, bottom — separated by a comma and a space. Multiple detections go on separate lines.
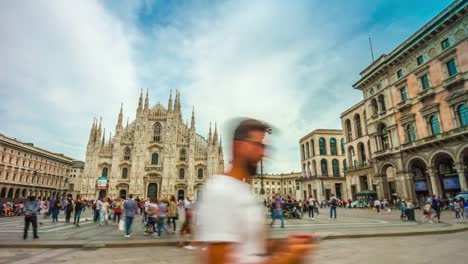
74, 195, 84, 226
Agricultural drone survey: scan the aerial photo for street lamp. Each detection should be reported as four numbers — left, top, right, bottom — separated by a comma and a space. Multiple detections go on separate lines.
260, 159, 265, 195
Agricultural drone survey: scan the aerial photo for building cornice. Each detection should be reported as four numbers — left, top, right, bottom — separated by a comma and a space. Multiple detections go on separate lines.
353, 1, 467, 90
0, 133, 74, 163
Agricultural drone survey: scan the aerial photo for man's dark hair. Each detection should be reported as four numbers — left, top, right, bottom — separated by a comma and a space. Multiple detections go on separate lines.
233, 118, 269, 141
129, 194, 134, 199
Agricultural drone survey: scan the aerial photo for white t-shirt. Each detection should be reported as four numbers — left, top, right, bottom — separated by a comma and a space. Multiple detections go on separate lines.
197, 175, 267, 264
374, 200, 381, 207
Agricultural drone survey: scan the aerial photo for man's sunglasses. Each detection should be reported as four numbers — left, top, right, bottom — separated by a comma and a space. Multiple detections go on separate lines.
238, 140, 269, 149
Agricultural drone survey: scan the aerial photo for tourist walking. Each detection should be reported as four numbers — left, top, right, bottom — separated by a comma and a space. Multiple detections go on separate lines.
100, 197, 110, 225
65, 196, 74, 223
167, 195, 178, 233
423, 201, 434, 223
374, 199, 381, 214
454, 199, 461, 219
329, 194, 338, 219
432, 195, 442, 223
93, 199, 101, 223
308, 196, 315, 219
146, 198, 158, 236
197, 118, 317, 262
23, 196, 40, 240
462, 198, 468, 219
123, 194, 138, 238
51, 196, 61, 223
74, 195, 84, 226
270, 194, 285, 228
113, 197, 123, 225
157, 198, 168, 237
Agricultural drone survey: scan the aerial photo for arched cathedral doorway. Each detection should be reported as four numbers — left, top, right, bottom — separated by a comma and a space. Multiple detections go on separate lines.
147, 183, 158, 199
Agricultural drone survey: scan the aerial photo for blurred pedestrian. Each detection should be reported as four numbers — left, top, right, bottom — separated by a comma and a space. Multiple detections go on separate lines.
329, 194, 338, 219
123, 194, 138, 238
197, 118, 317, 263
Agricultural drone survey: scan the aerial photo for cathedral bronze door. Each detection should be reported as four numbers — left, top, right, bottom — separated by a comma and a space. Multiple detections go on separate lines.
177, 190, 185, 201
119, 190, 127, 199
147, 183, 158, 199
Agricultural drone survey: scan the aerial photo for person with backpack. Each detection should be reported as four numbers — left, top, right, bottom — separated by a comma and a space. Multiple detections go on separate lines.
329, 194, 338, 219
65, 196, 74, 223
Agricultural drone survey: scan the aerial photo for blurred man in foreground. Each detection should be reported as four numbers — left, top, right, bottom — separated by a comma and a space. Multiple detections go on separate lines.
198, 118, 318, 264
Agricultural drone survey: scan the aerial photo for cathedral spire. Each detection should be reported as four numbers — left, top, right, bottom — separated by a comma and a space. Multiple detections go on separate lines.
167, 89, 173, 112
88, 118, 96, 144
101, 128, 106, 146
208, 122, 212, 144
219, 134, 223, 154
126, 117, 129, 128
109, 131, 112, 144
137, 89, 143, 113
96, 117, 102, 141
174, 90, 181, 113
191, 106, 195, 131
213, 122, 218, 145
116, 103, 123, 131
144, 88, 149, 112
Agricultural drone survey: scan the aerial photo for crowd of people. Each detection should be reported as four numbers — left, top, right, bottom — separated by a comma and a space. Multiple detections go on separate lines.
261, 193, 468, 224
18, 193, 200, 245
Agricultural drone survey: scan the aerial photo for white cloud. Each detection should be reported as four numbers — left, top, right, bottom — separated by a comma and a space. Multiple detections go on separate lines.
0, 0, 139, 159
1, 0, 450, 173
139, 0, 371, 173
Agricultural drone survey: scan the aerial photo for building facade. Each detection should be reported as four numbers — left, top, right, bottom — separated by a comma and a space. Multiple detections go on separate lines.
251, 172, 302, 201
68, 160, 84, 197
340, 101, 375, 200
298, 129, 348, 201
0, 133, 73, 200
80, 90, 224, 200
347, 0, 468, 202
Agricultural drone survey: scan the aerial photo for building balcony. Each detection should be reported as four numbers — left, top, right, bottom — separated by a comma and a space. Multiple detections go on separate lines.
145, 164, 163, 172
443, 72, 466, 90
417, 87, 435, 102
373, 148, 395, 159
401, 125, 468, 151
344, 162, 372, 173
396, 100, 412, 112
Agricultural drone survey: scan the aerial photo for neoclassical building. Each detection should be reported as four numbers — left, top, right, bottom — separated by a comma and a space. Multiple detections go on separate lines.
0, 133, 73, 200
298, 129, 348, 201
80, 90, 224, 200
68, 160, 85, 198
341, 100, 378, 200
345, 0, 468, 202
251, 172, 302, 201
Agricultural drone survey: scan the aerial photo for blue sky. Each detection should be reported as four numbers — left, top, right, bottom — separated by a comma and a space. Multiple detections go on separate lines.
0, 0, 454, 173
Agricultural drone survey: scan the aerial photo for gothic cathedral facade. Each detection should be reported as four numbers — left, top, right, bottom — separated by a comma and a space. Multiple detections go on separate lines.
80, 90, 224, 201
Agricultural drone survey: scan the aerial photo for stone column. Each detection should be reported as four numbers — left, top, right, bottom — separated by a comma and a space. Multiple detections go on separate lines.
405, 173, 416, 201
427, 169, 440, 196
455, 163, 467, 191
396, 173, 408, 199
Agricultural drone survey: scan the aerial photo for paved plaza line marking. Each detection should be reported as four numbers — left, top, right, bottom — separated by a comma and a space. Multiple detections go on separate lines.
0, 221, 93, 233
277, 222, 417, 227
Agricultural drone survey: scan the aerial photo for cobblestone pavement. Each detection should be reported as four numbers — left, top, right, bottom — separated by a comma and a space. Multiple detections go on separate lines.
0, 207, 466, 243
0, 231, 466, 264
